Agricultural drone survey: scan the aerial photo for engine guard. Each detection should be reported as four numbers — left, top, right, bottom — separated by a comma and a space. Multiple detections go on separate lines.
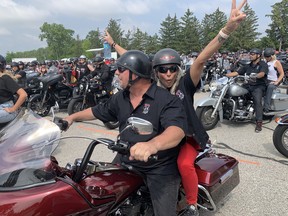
195, 153, 240, 211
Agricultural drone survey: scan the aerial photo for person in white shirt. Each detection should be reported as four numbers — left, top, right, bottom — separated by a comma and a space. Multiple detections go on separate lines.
263, 48, 285, 112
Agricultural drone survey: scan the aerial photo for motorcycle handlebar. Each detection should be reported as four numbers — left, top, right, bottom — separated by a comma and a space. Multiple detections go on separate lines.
109, 140, 158, 161
53, 118, 69, 131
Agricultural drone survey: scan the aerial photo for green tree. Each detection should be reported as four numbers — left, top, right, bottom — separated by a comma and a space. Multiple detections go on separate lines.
86, 29, 102, 49
106, 19, 124, 48
201, 8, 227, 48
39, 22, 75, 59
227, 4, 260, 51
144, 34, 161, 54
266, 0, 288, 51
179, 9, 202, 54
159, 14, 181, 50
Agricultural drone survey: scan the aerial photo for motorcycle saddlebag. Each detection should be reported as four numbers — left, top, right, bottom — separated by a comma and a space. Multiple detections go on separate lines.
270, 91, 288, 111
195, 153, 240, 204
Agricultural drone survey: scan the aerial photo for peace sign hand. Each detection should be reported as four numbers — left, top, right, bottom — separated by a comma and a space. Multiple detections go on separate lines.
224, 0, 247, 34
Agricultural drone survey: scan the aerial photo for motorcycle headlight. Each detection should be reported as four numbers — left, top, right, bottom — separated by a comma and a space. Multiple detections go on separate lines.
79, 84, 84, 90
39, 82, 43, 89
209, 81, 219, 92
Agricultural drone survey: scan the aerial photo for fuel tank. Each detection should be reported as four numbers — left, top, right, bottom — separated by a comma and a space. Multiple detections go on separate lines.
228, 84, 249, 97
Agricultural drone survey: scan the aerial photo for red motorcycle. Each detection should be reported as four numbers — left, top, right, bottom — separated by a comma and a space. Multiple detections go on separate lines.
0, 109, 239, 215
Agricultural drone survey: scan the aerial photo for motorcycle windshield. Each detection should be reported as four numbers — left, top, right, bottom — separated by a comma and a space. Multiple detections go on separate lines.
0, 109, 60, 190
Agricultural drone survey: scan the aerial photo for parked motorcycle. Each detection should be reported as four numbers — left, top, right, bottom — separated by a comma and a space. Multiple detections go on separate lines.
0, 109, 239, 215
67, 76, 119, 129
273, 114, 288, 157
27, 73, 74, 117
196, 75, 288, 130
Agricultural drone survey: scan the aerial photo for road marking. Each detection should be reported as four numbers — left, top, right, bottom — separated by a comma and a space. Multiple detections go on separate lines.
77, 125, 118, 136
236, 158, 260, 166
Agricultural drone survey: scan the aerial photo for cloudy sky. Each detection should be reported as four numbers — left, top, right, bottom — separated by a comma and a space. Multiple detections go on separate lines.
0, 0, 280, 56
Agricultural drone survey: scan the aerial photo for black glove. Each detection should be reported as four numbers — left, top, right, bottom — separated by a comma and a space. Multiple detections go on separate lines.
249, 73, 257, 82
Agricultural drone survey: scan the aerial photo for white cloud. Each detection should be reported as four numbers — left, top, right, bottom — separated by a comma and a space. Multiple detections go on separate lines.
0, 0, 282, 55
0, 27, 11, 35
0, 0, 49, 25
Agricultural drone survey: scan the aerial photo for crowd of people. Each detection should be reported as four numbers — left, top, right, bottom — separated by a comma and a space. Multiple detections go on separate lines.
1, 0, 287, 215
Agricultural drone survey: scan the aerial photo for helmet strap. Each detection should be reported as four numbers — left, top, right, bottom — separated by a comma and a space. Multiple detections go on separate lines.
126, 71, 141, 89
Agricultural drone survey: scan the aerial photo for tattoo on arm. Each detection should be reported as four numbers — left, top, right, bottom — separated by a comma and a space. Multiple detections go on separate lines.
218, 35, 227, 43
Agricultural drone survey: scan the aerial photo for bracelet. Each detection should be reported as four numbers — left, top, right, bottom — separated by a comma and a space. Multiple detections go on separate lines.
218, 29, 230, 39
222, 28, 231, 35
111, 42, 117, 48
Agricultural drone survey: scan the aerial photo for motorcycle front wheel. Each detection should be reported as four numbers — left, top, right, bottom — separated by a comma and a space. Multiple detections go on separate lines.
196, 106, 219, 131
28, 94, 51, 117
67, 98, 88, 115
273, 125, 288, 157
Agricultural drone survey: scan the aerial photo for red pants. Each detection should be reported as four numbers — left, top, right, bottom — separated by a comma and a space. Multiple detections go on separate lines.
177, 137, 199, 205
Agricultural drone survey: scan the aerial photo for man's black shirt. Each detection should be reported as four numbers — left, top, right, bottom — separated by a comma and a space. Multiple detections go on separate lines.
237, 60, 268, 86
92, 82, 187, 174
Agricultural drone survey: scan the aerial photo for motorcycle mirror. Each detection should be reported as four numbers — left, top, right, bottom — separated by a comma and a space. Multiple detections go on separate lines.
127, 117, 153, 135
117, 117, 153, 140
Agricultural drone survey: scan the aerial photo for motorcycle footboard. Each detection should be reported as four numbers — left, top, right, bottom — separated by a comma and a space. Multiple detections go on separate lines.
196, 153, 240, 211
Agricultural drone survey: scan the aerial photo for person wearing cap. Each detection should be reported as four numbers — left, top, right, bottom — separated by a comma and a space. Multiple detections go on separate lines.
64, 50, 187, 216
263, 48, 285, 112
227, 48, 268, 132
75, 55, 92, 82
0, 55, 27, 124
217, 50, 232, 73
11, 62, 27, 88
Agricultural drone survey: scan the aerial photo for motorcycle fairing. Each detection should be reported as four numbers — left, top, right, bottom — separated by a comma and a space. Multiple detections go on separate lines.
0, 109, 60, 190
0, 180, 97, 216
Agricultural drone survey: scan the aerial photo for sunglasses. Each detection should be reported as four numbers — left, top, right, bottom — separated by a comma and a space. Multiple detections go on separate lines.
117, 66, 128, 73
156, 65, 178, 73
249, 53, 256, 56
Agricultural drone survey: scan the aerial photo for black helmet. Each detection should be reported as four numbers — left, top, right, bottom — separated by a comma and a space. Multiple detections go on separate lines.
0, 55, 6, 70
264, 48, 275, 57
191, 52, 199, 58
11, 62, 19, 67
250, 48, 262, 55
152, 48, 181, 68
93, 56, 104, 63
18, 61, 24, 66
110, 63, 117, 72
221, 50, 229, 55
29, 61, 36, 67
117, 50, 151, 78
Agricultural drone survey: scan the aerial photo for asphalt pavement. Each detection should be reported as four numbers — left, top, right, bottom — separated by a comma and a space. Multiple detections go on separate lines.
52, 90, 288, 216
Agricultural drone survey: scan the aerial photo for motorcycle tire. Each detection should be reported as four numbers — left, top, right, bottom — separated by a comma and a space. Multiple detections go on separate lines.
196, 106, 219, 131
272, 125, 288, 157
67, 98, 88, 115
27, 94, 51, 117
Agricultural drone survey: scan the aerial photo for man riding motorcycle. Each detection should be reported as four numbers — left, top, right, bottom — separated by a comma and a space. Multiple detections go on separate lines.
227, 48, 268, 132
64, 50, 187, 216
88, 56, 113, 91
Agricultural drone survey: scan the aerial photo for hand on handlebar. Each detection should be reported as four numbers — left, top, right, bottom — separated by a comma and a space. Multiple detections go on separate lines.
249, 73, 257, 82
53, 117, 69, 131
129, 142, 158, 162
